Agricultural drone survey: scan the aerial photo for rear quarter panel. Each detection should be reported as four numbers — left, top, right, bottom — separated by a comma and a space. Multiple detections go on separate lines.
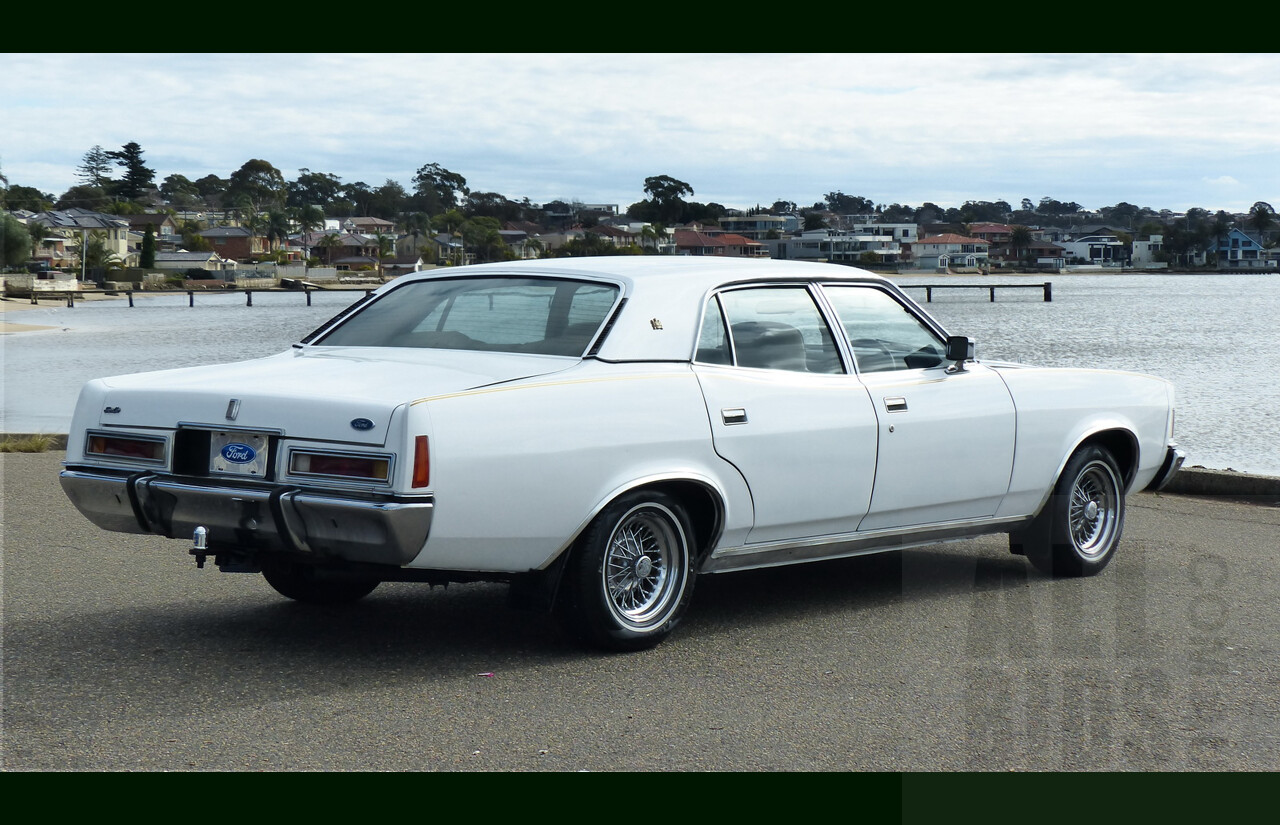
405, 361, 750, 573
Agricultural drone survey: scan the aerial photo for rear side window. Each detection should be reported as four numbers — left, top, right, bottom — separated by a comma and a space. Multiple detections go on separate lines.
314, 277, 620, 357
707, 286, 843, 374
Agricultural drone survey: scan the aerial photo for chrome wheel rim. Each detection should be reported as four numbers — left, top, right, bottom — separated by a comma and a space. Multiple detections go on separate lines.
1068, 460, 1120, 558
602, 504, 687, 629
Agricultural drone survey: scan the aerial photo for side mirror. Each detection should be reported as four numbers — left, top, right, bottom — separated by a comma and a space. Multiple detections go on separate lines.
945, 336, 974, 372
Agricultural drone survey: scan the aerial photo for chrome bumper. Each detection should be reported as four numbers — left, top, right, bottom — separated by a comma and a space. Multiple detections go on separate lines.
1145, 444, 1186, 492
59, 467, 433, 566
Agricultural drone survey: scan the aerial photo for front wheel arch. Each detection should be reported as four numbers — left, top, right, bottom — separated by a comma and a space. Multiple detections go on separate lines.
1022, 443, 1126, 578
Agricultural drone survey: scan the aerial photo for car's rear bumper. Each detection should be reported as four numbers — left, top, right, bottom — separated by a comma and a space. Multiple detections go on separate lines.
1144, 444, 1186, 492
59, 466, 433, 566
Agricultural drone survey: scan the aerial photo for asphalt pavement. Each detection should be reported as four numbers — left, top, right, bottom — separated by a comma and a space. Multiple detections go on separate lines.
3, 450, 1278, 771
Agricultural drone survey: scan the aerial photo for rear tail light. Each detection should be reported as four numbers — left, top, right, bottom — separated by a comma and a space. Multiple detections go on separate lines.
289, 450, 390, 482
86, 433, 166, 463
412, 436, 430, 488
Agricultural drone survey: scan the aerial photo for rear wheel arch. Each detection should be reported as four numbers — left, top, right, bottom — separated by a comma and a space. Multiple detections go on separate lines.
553, 479, 722, 651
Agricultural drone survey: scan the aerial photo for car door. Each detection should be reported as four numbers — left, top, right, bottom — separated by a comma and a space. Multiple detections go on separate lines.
820, 284, 1016, 531
692, 285, 879, 544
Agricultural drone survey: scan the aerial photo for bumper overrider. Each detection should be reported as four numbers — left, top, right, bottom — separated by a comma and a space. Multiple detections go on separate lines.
59, 467, 433, 567
1144, 443, 1186, 492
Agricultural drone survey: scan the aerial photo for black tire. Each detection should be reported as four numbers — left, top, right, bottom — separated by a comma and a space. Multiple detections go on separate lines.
1025, 445, 1125, 577
262, 562, 380, 605
557, 490, 697, 652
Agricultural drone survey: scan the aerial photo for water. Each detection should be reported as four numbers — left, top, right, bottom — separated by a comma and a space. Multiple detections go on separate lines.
3, 274, 1278, 476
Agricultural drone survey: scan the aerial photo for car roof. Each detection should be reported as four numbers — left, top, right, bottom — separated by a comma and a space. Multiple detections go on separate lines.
382, 257, 894, 362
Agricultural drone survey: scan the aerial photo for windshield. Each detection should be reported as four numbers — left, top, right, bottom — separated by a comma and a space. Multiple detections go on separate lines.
313, 277, 621, 357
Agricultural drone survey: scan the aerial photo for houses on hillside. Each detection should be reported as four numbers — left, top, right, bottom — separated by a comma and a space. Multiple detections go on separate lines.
7, 205, 1273, 279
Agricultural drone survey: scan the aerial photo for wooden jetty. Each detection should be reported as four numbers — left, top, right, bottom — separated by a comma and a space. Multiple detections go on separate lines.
898, 282, 1053, 302
14, 285, 375, 308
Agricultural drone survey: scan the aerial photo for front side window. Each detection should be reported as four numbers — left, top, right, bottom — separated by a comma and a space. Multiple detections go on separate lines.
716, 286, 843, 374
313, 277, 620, 357
823, 286, 945, 373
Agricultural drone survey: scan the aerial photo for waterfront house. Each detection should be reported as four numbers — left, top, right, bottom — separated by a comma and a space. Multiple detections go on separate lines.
718, 214, 791, 240
1130, 234, 1166, 268
1214, 228, 1273, 270
124, 213, 182, 250
1058, 234, 1125, 265
910, 233, 990, 271
763, 229, 900, 265
153, 250, 236, 272
199, 226, 268, 262
673, 229, 767, 257
27, 208, 133, 267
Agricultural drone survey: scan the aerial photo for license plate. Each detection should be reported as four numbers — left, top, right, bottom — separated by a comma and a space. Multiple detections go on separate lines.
210, 431, 270, 477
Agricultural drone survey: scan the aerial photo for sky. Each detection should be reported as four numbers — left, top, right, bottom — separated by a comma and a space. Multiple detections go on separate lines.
4, 53, 1279, 216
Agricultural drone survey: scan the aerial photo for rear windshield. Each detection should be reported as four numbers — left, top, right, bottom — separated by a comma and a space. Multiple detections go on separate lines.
312, 277, 620, 357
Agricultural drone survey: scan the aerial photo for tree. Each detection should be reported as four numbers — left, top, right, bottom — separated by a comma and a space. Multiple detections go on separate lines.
459, 216, 507, 263
825, 191, 874, 214
107, 142, 156, 201
368, 179, 409, 220
317, 232, 342, 264
770, 200, 798, 214
160, 174, 202, 208
642, 175, 694, 224
803, 212, 827, 230
4, 185, 54, 212
194, 174, 229, 206
75, 230, 123, 272
2, 213, 30, 267
265, 210, 292, 251
287, 169, 344, 210
77, 145, 115, 189
55, 184, 110, 210
1009, 225, 1033, 265
227, 159, 287, 210
412, 163, 468, 214
1248, 201, 1275, 236
140, 225, 157, 268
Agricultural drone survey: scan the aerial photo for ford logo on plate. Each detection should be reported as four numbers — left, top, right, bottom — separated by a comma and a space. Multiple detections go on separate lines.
350, 418, 375, 431
220, 443, 257, 464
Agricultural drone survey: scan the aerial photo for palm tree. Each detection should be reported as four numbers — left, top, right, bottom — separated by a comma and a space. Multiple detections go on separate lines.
1248, 202, 1275, 238
265, 210, 291, 252
317, 233, 342, 265
1009, 225, 1033, 267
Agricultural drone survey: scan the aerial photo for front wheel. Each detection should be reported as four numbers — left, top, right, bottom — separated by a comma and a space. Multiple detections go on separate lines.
262, 562, 380, 605
1026, 445, 1125, 577
557, 490, 696, 652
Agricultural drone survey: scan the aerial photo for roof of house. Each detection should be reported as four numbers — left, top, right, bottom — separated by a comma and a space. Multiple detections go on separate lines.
916, 234, 989, 245
29, 208, 128, 230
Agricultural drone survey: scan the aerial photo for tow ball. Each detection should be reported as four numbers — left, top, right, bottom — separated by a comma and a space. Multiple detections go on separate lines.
190, 526, 210, 568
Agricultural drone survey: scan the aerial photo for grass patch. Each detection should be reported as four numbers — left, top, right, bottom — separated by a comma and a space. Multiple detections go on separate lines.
0, 434, 58, 453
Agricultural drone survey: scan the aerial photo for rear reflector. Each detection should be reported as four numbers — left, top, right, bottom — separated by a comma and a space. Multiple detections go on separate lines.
412, 436, 430, 488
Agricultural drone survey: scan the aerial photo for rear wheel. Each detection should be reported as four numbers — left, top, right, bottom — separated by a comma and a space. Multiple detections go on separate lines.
558, 490, 696, 652
1026, 445, 1125, 577
262, 562, 380, 605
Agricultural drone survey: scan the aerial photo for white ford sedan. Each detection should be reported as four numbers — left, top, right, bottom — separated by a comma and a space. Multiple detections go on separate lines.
60, 257, 1183, 650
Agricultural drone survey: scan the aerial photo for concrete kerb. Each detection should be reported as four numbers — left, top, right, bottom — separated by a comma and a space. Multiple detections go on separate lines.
5, 433, 1277, 505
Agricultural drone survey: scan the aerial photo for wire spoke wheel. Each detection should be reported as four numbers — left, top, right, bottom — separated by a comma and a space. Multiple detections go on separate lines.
559, 490, 697, 651
1068, 460, 1120, 558
603, 506, 683, 628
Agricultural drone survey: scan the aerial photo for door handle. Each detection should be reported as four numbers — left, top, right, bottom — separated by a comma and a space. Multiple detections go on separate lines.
884, 396, 908, 413
721, 408, 748, 425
